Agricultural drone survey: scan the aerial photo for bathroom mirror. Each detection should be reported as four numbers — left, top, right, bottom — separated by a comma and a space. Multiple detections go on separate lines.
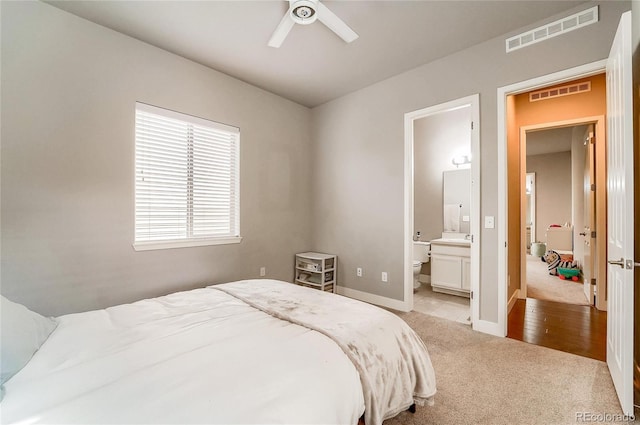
443, 169, 470, 235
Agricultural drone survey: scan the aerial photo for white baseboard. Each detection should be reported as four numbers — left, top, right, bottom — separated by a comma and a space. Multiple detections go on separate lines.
473, 319, 505, 337
508, 289, 520, 314
336, 286, 409, 312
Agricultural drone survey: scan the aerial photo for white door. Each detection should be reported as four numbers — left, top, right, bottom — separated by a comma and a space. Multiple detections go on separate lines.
582, 125, 595, 304
605, 11, 634, 416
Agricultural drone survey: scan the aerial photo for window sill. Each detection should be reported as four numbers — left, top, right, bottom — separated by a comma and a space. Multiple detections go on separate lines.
133, 236, 242, 251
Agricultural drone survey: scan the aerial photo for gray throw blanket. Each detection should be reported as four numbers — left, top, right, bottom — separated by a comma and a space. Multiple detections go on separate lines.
213, 279, 436, 425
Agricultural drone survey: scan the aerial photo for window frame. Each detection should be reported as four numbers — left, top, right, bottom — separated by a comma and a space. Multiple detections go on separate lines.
132, 102, 241, 251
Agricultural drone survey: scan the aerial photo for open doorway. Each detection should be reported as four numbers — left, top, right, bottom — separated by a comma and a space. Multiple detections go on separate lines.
522, 123, 601, 307
504, 73, 608, 313
524, 126, 590, 306
413, 106, 472, 324
503, 73, 608, 361
403, 94, 480, 327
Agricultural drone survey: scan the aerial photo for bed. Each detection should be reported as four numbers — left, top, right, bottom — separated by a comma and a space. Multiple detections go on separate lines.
1, 279, 436, 425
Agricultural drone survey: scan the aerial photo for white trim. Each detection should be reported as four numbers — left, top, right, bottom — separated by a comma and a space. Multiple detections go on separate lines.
469, 96, 481, 330
133, 236, 242, 251
496, 59, 606, 337
404, 94, 481, 328
472, 319, 504, 337
403, 109, 415, 313
526, 172, 536, 255
508, 289, 520, 314
336, 286, 409, 312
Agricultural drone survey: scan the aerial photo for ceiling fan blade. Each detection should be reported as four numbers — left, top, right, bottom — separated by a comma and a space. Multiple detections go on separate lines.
268, 13, 295, 48
315, 2, 358, 43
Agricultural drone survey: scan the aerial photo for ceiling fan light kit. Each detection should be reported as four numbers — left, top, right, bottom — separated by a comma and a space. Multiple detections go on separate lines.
268, 0, 359, 48
291, 0, 318, 25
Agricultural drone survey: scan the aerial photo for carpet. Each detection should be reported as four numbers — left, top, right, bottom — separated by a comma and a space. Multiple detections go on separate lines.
525, 255, 589, 306
384, 311, 627, 425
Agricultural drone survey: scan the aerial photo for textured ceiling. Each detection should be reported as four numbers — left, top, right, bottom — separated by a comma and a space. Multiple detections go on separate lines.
47, 0, 588, 107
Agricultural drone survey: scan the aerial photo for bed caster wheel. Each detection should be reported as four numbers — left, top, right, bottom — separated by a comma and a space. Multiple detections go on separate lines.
408, 404, 416, 414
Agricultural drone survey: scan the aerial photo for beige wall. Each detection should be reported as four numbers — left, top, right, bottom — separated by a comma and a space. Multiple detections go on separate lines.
1, 2, 313, 316
526, 151, 572, 243
1, 1, 632, 329
414, 107, 471, 242
311, 1, 630, 322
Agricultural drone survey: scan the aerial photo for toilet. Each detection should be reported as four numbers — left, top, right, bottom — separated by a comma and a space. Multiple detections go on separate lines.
412, 241, 431, 290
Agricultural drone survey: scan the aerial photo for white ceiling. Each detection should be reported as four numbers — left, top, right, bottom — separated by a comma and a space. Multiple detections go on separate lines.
46, 0, 588, 108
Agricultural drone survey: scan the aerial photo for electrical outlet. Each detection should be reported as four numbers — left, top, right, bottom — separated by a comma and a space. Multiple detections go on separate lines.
484, 216, 495, 229
356, 267, 363, 277
260, 267, 266, 277
381, 272, 388, 282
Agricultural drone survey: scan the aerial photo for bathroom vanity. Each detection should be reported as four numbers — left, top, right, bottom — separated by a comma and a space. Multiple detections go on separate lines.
430, 238, 471, 297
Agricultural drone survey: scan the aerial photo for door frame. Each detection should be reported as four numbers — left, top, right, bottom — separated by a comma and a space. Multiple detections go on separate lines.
403, 94, 480, 326
525, 171, 536, 262
518, 117, 606, 309
497, 59, 607, 336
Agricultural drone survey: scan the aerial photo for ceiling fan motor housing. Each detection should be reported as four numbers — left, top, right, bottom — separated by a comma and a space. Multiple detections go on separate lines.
268, 0, 358, 48
290, 0, 318, 25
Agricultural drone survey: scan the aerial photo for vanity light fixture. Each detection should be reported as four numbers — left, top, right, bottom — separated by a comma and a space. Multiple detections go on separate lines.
452, 155, 471, 167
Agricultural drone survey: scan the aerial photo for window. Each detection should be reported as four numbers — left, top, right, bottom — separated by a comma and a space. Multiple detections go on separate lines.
134, 102, 240, 250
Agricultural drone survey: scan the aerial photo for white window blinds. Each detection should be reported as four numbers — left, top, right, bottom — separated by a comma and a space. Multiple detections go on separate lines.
134, 103, 240, 250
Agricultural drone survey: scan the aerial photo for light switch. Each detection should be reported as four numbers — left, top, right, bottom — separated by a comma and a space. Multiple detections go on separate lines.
462, 215, 470, 222
484, 216, 495, 229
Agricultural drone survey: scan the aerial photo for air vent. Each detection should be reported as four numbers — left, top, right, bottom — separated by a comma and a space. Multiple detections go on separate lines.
529, 81, 591, 102
506, 6, 598, 53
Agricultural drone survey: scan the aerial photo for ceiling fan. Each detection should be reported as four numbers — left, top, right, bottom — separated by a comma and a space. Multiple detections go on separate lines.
268, 0, 359, 48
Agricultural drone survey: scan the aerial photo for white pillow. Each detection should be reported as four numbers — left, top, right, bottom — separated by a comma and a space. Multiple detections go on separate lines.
1, 296, 57, 385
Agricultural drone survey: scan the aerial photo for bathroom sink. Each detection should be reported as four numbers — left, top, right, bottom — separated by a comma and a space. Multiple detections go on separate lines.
430, 238, 471, 246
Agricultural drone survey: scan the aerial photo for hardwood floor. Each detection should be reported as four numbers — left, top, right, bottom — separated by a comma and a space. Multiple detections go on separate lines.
507, 298, 607, 361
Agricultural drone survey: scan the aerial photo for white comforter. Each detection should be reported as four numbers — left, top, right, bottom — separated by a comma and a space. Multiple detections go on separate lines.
2, 279, 436, 425
216, 280, 436, 425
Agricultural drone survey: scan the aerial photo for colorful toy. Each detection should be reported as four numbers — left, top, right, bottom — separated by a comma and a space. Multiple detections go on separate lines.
543, 249, 580, 280
557, 267, 580, 281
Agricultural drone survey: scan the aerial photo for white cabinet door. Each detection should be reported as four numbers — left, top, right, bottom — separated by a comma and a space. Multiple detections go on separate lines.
431, 254, 462, 289
462, 257, 471, 290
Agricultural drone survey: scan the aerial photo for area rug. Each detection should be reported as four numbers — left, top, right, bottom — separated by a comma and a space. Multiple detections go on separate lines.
525, 254, 589, 306
384, 311, 627, 425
